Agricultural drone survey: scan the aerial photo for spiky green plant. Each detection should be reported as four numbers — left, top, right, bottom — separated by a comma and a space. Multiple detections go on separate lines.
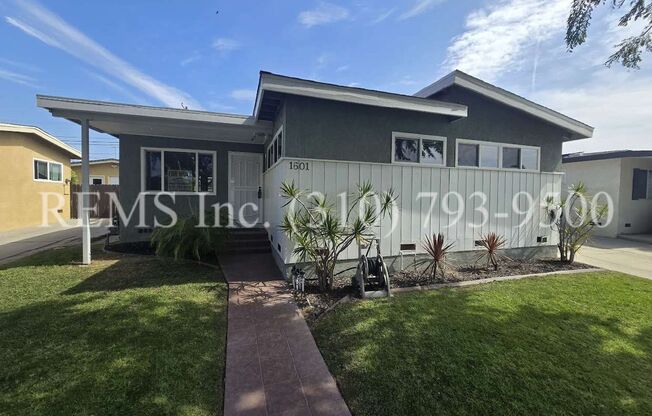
475, 232, 507, 271
280, 180, 397, 292
545, 182, 609, 263
422, 233, 454, 282
150, 208, 230, 261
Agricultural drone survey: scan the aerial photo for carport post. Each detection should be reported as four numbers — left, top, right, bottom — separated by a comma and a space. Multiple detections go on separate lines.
81, 118, 91, 264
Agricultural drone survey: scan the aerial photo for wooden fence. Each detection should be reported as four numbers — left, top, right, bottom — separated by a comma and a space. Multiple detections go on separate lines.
70, 184, 120, 219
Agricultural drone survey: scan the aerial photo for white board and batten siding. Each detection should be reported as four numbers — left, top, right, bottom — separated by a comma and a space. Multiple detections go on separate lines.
264, 157, 562, 264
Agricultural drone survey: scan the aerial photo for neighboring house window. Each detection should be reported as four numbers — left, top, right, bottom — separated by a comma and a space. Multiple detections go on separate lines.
33, 159, 63, 182
109, 176, 119, 185
265, 126, 283, 170
142, 148, 215, 193
90, 176, 104, 185
456, 139, 540, 171
632, 169, 652, 200
392, 132, 446, 166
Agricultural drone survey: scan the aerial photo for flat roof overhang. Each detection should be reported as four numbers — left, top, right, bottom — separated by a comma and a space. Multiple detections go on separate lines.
37, 95, 274, 144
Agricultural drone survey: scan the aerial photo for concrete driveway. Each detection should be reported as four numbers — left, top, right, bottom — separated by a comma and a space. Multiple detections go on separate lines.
0, 220, 109, 265
576, 236, 652, 280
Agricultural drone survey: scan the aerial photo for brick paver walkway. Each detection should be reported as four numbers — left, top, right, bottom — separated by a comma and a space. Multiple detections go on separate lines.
221, 254, 350, 416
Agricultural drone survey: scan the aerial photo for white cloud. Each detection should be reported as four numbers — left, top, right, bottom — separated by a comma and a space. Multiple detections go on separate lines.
230, 89, 256, 101
399, 0, 445, 21
180, 52, 201, 66
443, 0, 569, 81
5, 0, 202, 109
0, 67, 38, 87
212, 38, 241, 53
87, 72, 146, 103
298, 3, 349, 28
336, 65, 349, 72
534, 72, 652, 153
0, 57, 40, 72
371, 8, 395, 24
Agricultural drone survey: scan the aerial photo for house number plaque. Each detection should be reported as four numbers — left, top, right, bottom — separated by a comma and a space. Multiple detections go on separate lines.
289, 161, 310, 171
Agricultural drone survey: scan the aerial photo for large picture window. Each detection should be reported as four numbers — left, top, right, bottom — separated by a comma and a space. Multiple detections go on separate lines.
392, 132, 446, 166
457, 139, 540, 172
143, 148, 215, 193
33, 159, 63, 182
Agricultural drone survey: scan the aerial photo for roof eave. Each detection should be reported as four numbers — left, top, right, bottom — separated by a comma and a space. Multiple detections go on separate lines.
254, 72, 468, 120
414, 70, 594, 141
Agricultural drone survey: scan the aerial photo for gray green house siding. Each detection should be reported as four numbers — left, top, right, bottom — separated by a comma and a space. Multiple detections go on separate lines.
277, 86, 567, 172
118, 134, 262, 241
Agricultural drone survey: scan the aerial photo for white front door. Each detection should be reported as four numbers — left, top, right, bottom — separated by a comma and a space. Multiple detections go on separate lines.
228, 152, 263, 226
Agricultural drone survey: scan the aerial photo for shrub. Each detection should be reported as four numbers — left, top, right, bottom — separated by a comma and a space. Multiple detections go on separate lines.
421, 233, 454, 281
280, 180, 397, 292
151, 209, 230, 261
546, 182, 608, 264
476, 232, 507, 271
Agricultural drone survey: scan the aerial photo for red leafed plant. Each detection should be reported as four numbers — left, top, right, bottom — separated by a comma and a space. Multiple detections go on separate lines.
422, 233, 455, 281
476, 232, 507, 271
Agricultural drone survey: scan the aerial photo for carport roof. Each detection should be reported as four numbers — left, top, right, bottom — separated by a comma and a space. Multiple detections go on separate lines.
36, 95, 273, 144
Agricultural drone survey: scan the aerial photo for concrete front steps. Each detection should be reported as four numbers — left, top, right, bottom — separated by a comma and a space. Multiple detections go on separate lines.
224, 228, 271, 255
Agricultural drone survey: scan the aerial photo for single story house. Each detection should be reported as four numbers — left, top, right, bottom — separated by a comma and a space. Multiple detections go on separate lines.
37, 70, 593, 271
562, 150, 652, 237
0, 122, 81, 232
71, 158, 119, 185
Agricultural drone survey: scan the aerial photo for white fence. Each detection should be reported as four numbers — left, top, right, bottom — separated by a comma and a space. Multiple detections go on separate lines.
264, 157, 562, 264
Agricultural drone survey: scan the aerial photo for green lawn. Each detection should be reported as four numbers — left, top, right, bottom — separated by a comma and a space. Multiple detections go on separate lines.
313, 272, 652, 416
0, 245, 228, 416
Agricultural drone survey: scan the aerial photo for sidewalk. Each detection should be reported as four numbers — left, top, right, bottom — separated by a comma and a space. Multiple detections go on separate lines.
0, 219, 109, 265
221, 253, 350, 416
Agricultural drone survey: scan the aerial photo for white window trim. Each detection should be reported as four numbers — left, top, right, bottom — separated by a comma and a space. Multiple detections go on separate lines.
33, 158, 64, 183
265, 125, 284, 170
455, 138, 540, 172
140, 147, 217, 195
391, 132, 447, 167
89, 175, 105, 185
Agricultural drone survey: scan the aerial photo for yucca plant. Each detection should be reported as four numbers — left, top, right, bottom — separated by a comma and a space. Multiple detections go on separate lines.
421, 233, 454, 281
151, 208, 230, 261
545, 182, 608, 263
475, 232, 507, 271
280, 180, 397, 292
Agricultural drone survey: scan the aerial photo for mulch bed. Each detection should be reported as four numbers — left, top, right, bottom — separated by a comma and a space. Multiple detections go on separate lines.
296, 258, 593, 322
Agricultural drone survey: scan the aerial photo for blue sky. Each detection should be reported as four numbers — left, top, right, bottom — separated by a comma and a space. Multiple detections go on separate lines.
1, 0, 650, 159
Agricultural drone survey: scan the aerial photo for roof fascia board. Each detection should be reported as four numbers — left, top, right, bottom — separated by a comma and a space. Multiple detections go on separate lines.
415, 71, 594, 139
255, 73, 468, 119
37, 95, 263, 127
0, 122, 81, 158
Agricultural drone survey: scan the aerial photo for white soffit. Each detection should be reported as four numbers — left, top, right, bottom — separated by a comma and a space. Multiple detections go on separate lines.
255, 72, 468, 119
415, 70, 594, 139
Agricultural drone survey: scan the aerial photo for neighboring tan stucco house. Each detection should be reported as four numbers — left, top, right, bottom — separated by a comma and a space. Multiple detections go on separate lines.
562, 150, 652, 238
37, 70, 594, 272
71, 158, 119, 185
0, 123, 81, 232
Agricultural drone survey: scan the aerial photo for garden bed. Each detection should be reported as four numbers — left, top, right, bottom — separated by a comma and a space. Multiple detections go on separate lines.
296, 258, 593, 321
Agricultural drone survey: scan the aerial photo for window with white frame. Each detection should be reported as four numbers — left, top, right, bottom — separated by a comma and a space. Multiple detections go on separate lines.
142, 149, 215, 193
632, 169, 652, 200
33, 159, 63, 182
456, 139, 540, 171
392, 133, 446, 166
265, 127, 283, 170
